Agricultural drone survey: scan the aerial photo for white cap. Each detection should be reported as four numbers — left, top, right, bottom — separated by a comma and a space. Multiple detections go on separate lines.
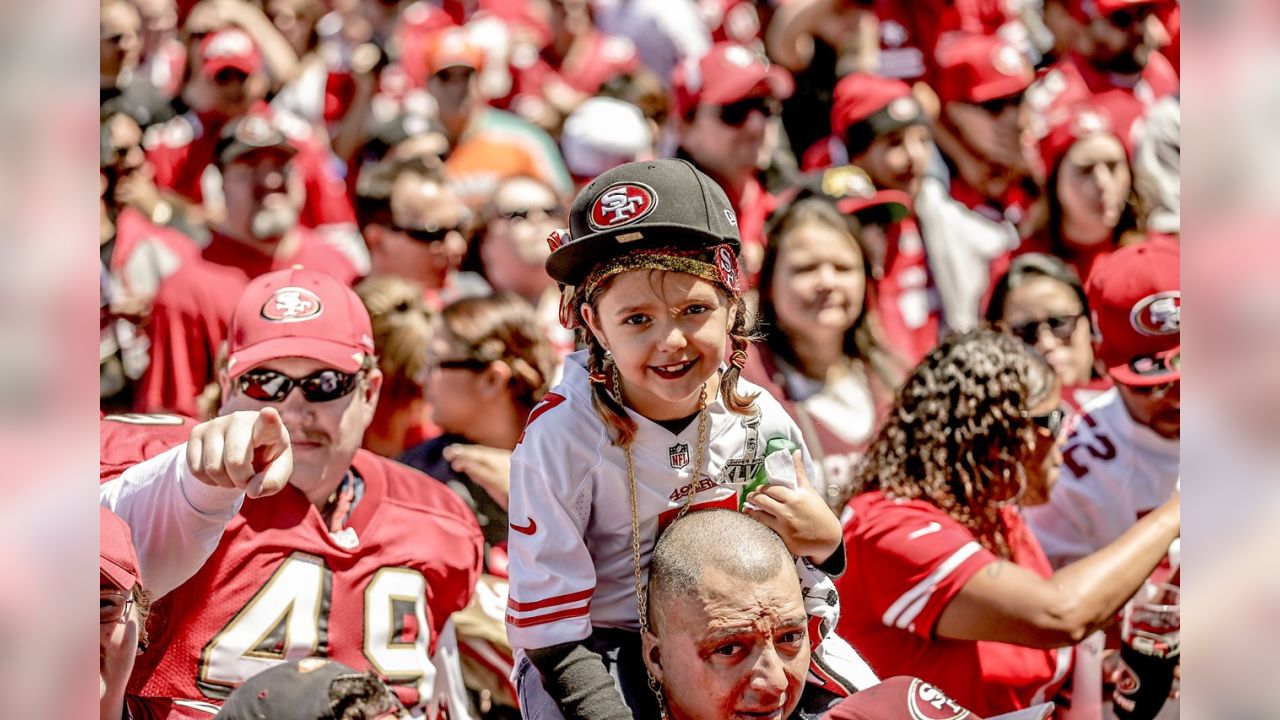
560, 97, 653, 179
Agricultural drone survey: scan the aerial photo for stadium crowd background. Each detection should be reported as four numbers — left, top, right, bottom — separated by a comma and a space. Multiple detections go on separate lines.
92, 0, 1198, 718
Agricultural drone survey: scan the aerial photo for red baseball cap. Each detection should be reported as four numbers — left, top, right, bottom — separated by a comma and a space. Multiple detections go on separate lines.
1086, 238, 1180, 386
671, 43, 794, 119
199, 28, 263, 78
427, 27, 484, 76
933, 33, 1033, 105
822, 676, 993, 720
226, 267, 375, 378
830, 73, 922, 140
1032, 102, 1129, 184
100, 506, 142, 592
1068, 0, 1171, 22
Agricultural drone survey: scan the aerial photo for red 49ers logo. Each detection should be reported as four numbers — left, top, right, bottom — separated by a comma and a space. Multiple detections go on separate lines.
907, 678, 970, 719
588, 182, 657, 230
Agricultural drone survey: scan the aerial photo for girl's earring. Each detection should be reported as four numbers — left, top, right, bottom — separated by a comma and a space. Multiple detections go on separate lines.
610, 358, 624, 405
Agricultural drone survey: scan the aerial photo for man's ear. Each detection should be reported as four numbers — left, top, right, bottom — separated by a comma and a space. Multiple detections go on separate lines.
641, 630, 664, 685
364, 223, 386, 252
481, 359, 512, 395
579, 303, 609, 353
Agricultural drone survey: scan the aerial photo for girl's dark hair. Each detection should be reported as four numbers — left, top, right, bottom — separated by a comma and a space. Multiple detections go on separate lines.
757, 197, 904, 391
984, 252, 1090, 325
852, 328, 1056, 558
438, 292, 555, 417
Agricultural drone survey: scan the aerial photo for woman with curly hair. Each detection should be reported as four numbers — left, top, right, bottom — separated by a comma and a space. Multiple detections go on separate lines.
833, 329, 1179, 716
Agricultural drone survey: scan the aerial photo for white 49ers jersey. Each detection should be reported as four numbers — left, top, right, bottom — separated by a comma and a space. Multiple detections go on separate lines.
506, 351, 878, 692
1025, 387, 1179, 569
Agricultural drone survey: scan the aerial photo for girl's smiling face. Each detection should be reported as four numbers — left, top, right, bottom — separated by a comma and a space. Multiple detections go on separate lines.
582, 270, 734, 421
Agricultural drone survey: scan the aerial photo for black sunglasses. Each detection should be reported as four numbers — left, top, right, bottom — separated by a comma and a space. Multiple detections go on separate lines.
496, 206, 563, 222
716, 97, 778, 128
1029, 406, 1067, 438
976, 93, 1022, 116
1009, 314, 1084, 345
238, 368, 361, 403
429, 357, 490, 372
390, 223, 460, 245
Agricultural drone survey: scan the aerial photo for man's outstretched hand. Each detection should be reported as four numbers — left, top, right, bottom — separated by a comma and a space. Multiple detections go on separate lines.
186, 408, 293, 498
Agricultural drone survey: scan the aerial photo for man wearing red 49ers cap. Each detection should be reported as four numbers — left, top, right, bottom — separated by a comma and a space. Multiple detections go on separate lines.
123, 267, 482, 718
1027, 238, 1180, 569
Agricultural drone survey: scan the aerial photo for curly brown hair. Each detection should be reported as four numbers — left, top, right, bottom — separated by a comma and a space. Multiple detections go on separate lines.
852, 328, 1056, 558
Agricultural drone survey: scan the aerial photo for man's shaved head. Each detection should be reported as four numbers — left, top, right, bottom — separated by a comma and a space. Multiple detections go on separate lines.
642, 510, 809, 720
647, 509, 795, 628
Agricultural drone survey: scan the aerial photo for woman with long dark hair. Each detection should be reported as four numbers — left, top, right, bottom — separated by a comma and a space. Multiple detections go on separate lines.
745, 196, 906, 509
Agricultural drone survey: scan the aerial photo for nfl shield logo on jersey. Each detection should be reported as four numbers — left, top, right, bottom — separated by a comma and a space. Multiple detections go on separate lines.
669, 443, 690, 469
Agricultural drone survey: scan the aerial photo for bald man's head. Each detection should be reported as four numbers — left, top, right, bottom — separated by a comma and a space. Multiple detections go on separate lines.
647, 510, 796, 629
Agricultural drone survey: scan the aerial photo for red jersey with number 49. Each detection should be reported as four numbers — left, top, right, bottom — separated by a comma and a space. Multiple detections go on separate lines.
127, 450, 483, 716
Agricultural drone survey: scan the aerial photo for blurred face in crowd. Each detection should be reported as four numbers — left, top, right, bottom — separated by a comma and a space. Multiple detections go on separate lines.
1056, 133, 1130, 244
268, 0, 322, 57
682, 94, 776, 184
220, 148, 301, 241
103, 113, 147, 195
1114, 377, 1180, 439
770, 219, 866, 345
378, 173, 468, 290
945, 92, 1026, 170
100, 580, 141, 714
480, 177, 561, 300
1021, 375, 1066, 506
856, 123, 932, 196
208, 66, 267, 119
101, 0, 142, 82
429, 66, 481, 136
423, 326, 489, 434
221, 357, 382, 499
644, 565, 810, 720
1000, 276, 1093, 388
1081, 4, 1170, 75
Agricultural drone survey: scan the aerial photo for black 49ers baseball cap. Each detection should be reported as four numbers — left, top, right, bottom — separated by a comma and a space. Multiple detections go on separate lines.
545, 159, 742, 287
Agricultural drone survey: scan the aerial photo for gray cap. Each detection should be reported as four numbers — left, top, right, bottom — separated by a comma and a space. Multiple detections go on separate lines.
546, 159, 741, 286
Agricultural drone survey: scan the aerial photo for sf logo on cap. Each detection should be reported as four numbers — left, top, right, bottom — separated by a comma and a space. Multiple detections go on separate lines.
589, 182, 656, 230
1130, 291, 1180, 336
261, 287, 323, 322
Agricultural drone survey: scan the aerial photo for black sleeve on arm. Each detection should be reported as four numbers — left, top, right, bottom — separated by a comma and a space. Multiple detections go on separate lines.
816, 538, 847, 577
526, 641, 635, 720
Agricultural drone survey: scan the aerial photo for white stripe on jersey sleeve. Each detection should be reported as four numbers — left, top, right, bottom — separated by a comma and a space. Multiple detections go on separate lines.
881, 541, 982, 630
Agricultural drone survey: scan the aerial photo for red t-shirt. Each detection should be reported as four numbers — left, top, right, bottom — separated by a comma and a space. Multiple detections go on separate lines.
127, 451, 483, 715
135, 230, 360, 417
836, 492, 1072, 716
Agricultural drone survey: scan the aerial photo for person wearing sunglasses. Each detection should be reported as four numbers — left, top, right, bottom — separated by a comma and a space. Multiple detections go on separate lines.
930, 33, 1038, 228
101, 505, 149, 720
671, 42, 794, 269
117, 267, 484, 716
366, 161, 473, 306
835, 328, 1179, 716
986, 253, 1099, 394
1026, 239, 1180, 571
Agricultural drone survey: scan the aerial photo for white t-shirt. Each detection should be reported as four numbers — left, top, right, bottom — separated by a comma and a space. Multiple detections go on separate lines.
505, 351, 878, 691
1025, 388, 1179, 569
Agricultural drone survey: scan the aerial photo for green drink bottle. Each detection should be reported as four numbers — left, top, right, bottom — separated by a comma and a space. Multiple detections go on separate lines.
739, 438, 800, 510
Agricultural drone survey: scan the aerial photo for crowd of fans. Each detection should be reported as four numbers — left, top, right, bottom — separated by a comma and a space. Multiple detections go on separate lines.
99, 0, 1181, 718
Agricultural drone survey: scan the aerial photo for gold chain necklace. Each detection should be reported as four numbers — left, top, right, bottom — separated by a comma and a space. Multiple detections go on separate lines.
627, 385, 710, 718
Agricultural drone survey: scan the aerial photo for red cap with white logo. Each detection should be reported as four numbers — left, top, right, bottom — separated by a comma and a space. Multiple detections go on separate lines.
101, 506, 142, 593
1086, 239, 1180, 386
226, 267, 375, 378
671, 42, 793, 119
933, 33, 1033, 105
199, 28, 263, 78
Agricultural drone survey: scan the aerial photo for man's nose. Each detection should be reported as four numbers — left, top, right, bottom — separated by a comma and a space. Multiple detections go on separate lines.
746, 644, 789, 698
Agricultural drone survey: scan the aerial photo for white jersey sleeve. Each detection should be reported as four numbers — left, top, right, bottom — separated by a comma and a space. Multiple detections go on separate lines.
99, 444, 244, 599
505, 389, 602, 650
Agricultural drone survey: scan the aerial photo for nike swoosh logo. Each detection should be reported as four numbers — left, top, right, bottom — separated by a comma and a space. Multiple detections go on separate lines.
511, 517, 537, 535
907, 521, 941, 540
